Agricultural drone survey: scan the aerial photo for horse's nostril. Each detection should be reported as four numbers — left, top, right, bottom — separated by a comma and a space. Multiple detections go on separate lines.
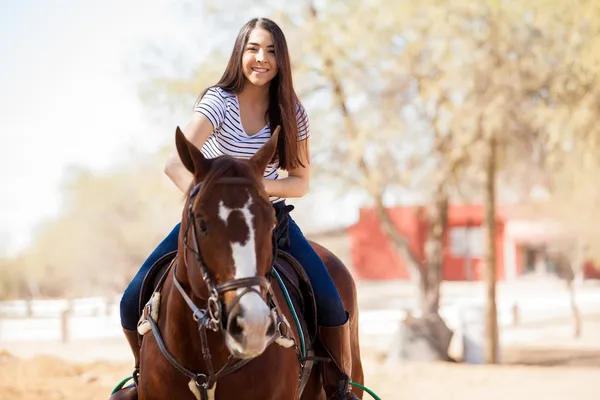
229, 314, 244, 337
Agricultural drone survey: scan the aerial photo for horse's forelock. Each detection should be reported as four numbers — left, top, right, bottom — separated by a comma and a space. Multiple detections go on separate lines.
198, 157, 261, 207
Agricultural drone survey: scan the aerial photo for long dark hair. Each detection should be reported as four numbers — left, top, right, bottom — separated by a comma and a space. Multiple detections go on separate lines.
195, 17, 306, 170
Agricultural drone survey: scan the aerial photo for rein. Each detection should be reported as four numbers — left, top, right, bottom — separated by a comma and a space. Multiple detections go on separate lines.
146, 178, 285, 400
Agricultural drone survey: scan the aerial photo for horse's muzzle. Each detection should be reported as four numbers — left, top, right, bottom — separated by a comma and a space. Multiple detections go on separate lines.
224, 292, 278, 359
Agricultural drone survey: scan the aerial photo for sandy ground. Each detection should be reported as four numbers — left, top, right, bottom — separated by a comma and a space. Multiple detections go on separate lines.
2, 316, 600, 400
1, 345, 599, 400
2, 279, 599, 400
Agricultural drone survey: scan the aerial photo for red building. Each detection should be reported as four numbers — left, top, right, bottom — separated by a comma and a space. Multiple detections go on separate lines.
348, 204, 600, 281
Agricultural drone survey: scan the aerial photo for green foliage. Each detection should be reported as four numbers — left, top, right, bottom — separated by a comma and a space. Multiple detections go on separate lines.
0, 154, 182, 299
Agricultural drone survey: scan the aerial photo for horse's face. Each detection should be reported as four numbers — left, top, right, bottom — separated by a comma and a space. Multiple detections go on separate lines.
175, 126, 280, 359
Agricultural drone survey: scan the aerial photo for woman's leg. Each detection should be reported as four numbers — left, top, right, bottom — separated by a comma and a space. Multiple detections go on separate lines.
119, 222, 181, 330
285, 216, 359, 399
110, 223, 181, 399
285, 216, 347, 327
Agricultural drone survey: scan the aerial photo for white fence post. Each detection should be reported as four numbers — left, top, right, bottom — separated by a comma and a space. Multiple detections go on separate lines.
60, 300, 73, 344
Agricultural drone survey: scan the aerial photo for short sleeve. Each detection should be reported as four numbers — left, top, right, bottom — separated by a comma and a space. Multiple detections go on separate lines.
194, 87, 227, 130
296, 103, 310, 141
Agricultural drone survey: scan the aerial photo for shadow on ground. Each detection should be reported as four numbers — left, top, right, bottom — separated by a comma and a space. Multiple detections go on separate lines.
503, 347, 600, 368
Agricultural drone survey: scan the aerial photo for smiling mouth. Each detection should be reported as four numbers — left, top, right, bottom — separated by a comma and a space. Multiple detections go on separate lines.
251, 67, 269, 73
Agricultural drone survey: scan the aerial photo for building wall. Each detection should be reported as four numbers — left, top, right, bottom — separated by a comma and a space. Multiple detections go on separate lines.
584, 262, 600, 279
348, 204, 600, 281
348, 205, 506, 281
347, 206, 426, 280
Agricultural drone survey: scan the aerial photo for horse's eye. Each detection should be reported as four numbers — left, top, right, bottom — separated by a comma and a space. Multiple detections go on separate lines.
197, 219, 208, 234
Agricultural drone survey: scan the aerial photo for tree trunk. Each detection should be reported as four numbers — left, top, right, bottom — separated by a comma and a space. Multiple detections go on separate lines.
557, 255, 582, 339
25, 275, 41, 299
484, 136, 499, 364
566, 279, 582, 338
374, 195, 422, 287
422, 187, 449, 317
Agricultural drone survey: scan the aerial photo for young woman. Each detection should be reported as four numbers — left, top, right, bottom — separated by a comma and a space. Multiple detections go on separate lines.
115, 17, 358, 400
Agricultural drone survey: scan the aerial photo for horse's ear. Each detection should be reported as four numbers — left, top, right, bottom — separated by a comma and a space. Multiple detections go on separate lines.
251, 126, 280, 175
175, 126, 210, 179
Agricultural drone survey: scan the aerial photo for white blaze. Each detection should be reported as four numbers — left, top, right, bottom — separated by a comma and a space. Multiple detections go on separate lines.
218, 196, 271, 337
218, 196, 257, 280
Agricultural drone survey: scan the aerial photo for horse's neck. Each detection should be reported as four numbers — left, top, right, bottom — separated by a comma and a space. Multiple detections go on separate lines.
160, 264, 230, 375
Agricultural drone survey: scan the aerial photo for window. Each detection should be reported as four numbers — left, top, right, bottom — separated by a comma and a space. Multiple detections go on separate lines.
449, 226, 484, 258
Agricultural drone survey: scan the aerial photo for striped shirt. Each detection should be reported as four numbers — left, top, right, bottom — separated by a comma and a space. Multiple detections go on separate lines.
194, 86, 310, 203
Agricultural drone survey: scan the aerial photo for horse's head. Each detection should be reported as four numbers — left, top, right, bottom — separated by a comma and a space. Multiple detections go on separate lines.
174, 126, 280, 359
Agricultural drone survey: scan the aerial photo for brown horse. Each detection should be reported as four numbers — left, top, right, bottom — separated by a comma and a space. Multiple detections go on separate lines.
134, 126, 363, 399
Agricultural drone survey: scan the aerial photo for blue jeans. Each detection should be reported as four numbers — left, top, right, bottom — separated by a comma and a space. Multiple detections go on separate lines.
119, 204, 347, 330
283, 214, 347, 326
120, 223, 181, 331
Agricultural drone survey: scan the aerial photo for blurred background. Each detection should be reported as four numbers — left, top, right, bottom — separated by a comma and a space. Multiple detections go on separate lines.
1, 0, 600, 399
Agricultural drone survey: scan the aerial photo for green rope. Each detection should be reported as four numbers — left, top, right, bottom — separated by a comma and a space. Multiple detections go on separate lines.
272, 268, 306, 356
110, 375, 133, 395
349, 381, 382, 400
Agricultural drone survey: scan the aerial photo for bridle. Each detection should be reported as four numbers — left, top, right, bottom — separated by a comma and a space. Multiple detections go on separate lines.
178, 178, 274, 333
146, 177, 283, 400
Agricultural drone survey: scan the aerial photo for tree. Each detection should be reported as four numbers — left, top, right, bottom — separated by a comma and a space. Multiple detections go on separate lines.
133, 0, 600, 364
0, 154, 183, 299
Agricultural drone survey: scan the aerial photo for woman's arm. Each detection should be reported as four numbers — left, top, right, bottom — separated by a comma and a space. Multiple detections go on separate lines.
164, 112, 214, 193
263, 137, 311, 198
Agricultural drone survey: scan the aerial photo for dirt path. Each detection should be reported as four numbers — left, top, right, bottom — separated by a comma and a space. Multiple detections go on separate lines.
365, 360, 598, 400
1, 346, 599, 400
2, 281, 599, 399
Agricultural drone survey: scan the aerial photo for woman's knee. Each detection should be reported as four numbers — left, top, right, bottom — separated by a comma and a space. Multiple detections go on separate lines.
119, 223, 180, 328
314, 289, 347, 326
120, 285, 140, 329
316, 286, 343, 308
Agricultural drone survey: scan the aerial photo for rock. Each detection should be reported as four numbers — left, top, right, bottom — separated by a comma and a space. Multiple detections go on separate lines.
387, 312, 455, 364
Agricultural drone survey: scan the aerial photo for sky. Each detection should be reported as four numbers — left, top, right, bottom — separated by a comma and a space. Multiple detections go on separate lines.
0, 0, 185, 255
0, 0, 365, 256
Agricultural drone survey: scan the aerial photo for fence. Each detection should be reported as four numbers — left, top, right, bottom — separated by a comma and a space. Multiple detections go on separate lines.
0, 296, 121, 342
2, 290, 600, 345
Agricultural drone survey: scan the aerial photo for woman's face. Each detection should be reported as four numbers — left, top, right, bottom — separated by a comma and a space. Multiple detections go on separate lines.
242, 27, 278, 87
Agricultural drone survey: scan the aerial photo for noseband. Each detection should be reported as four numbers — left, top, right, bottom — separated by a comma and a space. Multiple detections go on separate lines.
145, 176, 281, 400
